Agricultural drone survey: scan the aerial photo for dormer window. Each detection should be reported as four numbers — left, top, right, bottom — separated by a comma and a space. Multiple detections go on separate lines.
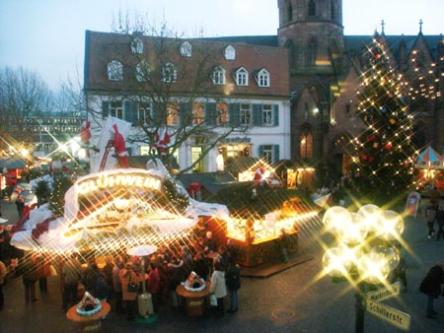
135, 61, 150, 82
180, 41, 192, 57
212, 66, 226, 85
224, 45, 236, 60
256, 68, 270, 87
107, 60, 123, 81
235, 67, 248, 86
161, 63, 177, 83
130, 37, 143, 54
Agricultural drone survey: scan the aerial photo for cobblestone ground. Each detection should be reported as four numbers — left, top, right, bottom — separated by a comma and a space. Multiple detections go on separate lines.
0, 199, 443, 333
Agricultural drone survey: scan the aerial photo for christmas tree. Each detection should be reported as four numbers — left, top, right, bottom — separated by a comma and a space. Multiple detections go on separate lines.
49, 176, 73, 217
349, 38, 416, 205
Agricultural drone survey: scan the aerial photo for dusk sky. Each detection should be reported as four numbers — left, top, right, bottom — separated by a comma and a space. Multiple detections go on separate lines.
1, 0, 443, 89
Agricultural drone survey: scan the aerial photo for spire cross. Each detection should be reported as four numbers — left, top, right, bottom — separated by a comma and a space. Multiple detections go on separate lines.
419, 19, 423, 33
381, 19, 385, 34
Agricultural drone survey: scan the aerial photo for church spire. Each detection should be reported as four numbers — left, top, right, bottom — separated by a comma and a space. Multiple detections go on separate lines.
381, 19, 385, 35
419, 19, 423, 35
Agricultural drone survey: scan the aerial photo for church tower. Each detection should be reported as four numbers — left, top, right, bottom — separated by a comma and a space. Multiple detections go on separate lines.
277, 0, 344, 75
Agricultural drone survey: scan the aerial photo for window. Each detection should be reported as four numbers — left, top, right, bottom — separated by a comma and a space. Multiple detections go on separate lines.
308, 0, 316, 16
167, 103, 179, 126
257, 69, 270, 87
261, 145, 274, 164
235, 67, 248, 86
262, 104, 273, 126
300, 128, 313, 160
216, 103, 229, 125
306, 39, 317, 66
287, 2, 293, 22
331, 1, 336, 20
140, 146, 151, 156
107, 60, 123, 81
240, 104, 251, 126
110, 101, 124, 119
224, 45, 236, 60
192, 102, 205, 125
161, 63, 177, 83
130, 38, 143, 54
212, 66, 226, 85
137, 102, 152, 124
135, 61, 150, 82
180, 41, 192, 57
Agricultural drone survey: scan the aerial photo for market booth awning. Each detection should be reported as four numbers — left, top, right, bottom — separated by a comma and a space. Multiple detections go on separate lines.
415, 146, 443, 169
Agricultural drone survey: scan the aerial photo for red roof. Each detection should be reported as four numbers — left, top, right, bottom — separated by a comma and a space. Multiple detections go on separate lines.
84, 30, 289, 99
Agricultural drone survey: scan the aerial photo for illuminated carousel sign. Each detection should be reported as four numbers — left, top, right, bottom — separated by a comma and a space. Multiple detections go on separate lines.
76, 169, 162, 195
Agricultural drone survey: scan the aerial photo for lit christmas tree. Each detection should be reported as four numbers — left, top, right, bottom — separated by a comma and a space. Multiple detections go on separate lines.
49, 176, 73, 217
349, 38, 416, 204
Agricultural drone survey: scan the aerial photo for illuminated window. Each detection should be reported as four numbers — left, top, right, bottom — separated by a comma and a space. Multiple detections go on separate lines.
212, 66, 226, 85
135, 61, 150, 82
140, 146, 150, 156
224, 45, 236, 60
240, 104, 251, 126
161, 63, 177, 83
235, 67, 248, 86
261, 145, 274, 164
107, 60, 123, 81
216, 103, 229, 125
257, 68, 270, 87
110, 101, 124, 119
192, 102, 205, 125
180, 41, 192, 57
137, 102, 152, 125
300, 128, 313, 160
167, 103, 179, 126
130, 38, 143, 54
262, 104, 273, 126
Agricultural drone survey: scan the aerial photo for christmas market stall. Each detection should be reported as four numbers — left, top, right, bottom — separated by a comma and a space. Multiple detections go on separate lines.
415, 146, 444, 191
238, 159, 282, 188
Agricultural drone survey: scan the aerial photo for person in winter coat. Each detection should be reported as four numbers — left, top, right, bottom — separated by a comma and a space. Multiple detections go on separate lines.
0, 260, 7, 311
82, 260, 100, 297
147, 263, 161, 313
120, 263, 143, 321
436, 206, 444, 241
112, 258, 124, 313
62, 256, 81, 310
21, 256, 38, 303
419, 264, 444, 318
210, 262, 227, 316
226, 262, 241, 313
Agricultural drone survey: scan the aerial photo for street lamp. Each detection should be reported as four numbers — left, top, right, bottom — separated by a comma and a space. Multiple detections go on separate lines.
322, 204, 404, 333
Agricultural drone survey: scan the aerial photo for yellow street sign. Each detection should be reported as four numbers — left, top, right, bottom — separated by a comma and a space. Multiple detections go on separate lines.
367, 282, 401, 302
366, 300, 411, 331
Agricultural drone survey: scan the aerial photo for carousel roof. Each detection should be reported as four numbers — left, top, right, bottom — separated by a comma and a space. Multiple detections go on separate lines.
416, 146, 443, 168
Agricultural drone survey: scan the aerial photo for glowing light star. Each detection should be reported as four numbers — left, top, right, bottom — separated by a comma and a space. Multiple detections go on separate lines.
338, 212, 369, 245
323, 206, 352, 237
356, 204, 382, 234
322, 245, 359, 278
357, 249, 391, 284
378, 210, 404, 241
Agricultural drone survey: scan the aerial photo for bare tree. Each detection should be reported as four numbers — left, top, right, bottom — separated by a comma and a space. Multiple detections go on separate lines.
0, 66, 53, 154
87, 14, 246, 173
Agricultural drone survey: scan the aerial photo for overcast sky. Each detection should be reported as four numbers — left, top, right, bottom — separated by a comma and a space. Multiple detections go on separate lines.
1, 0, 443, 89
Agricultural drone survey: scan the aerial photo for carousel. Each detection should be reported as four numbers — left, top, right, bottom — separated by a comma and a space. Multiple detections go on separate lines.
415, 146, 444, 191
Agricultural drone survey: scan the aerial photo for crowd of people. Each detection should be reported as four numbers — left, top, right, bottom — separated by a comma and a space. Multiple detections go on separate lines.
0, 217, 242, 321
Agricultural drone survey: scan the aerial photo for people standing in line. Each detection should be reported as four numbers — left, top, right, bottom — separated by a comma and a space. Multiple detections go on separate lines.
112, 257, 124, 313
82, 258, 101, 298
120, 262, 142, 321
436, 205, 444, 241
425, 205, 437, 239
226, 261, 241, 313
419, 264, 444, 318
0, 259, 7, 311
147, 262, 161, 313
209, 261, 227, 317
21, 256, 38, 303
62, 255, 81, 311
